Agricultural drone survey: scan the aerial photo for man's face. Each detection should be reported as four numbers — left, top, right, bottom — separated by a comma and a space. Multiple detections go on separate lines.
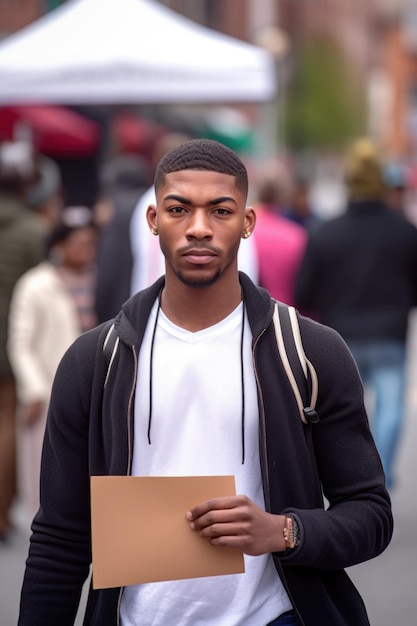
60, 226, 97, 270
147, 169, 254, 288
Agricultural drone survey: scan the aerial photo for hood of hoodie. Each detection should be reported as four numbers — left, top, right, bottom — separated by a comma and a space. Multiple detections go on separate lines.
112, 273, 274, 349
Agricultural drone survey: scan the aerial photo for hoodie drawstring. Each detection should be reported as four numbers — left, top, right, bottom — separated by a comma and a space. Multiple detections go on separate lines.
147, 296, 246, 464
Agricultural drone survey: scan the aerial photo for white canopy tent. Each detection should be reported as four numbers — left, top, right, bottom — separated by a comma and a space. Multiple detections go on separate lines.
0, 0, 276, 105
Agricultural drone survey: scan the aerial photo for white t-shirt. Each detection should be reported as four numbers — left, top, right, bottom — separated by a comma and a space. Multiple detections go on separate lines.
120, 302, 291, 625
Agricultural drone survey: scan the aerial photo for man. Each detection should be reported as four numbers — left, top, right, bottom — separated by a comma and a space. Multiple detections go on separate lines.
0, 141, 47, 540
295, 138, 417, 489
95, 153, 151, 323
129, 132, 258, 294
18, 139, 392, 625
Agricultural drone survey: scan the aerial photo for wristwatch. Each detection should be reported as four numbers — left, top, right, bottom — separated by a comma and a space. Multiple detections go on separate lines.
283, 515, 300, 549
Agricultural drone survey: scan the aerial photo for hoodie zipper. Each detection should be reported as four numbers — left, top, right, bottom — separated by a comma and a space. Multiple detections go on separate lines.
253, 328, 305, 626
116, 344, 138, 626
126, 344, 138, 475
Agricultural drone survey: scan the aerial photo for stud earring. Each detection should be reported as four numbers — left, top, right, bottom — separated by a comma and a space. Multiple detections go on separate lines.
151, 228, 158, 236
243, 231, 251, 239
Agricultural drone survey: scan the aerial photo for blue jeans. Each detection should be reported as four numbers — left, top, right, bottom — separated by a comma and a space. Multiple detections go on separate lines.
267, 610, 298, 625
348, 340, 406, 488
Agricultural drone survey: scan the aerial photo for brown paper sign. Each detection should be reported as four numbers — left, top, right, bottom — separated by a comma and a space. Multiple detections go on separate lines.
90, 475, 245, 589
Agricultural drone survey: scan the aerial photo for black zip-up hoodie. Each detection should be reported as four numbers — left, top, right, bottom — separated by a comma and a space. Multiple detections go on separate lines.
18, 273, 392, 626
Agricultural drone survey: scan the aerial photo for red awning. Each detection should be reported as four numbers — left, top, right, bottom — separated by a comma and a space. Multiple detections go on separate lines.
0, 105, 100, 156
111, 112, 166, 157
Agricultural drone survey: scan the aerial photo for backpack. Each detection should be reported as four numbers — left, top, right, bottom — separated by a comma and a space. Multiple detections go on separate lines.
272, 301, 319, 424
102, 301, 319, 423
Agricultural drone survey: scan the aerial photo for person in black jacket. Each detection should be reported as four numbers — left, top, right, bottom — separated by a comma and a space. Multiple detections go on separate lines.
295, 137, 417, 489
18, 139, 392, 626
95, 153, 151, 323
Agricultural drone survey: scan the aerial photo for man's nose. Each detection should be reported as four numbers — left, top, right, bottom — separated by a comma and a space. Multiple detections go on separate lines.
186, 210, 213, 239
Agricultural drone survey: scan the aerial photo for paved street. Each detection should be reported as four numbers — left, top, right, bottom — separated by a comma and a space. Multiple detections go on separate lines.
2, 315, 417, 625
346, 311, 417, 625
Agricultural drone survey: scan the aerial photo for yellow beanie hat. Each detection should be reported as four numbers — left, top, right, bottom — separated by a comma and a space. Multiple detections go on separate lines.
345, 138, 385, 201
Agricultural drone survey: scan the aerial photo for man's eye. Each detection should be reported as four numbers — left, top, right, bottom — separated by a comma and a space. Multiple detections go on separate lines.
169, 206, 186, 214
214, 208, 231, 215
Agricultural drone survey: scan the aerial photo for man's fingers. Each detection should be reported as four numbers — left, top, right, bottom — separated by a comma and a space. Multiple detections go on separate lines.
187, 498, 254, 535
187, 495, 249, 522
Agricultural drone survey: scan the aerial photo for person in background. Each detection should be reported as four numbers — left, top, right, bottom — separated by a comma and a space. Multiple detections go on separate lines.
252, 173, 307, 305
283, 177, 323, 234
48, 206, 98, 334
129, 132, 258, 294
18, 139, 392, 626
0, 141, 47, 540
295, 138, 417, 489
27, 155, 64, 231
95, 154, 151, 323
383, 160, 409, 217
8, 206, 98, 522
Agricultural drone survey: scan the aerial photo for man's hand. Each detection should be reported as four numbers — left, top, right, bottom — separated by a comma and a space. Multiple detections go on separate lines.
186, 495, 287, 555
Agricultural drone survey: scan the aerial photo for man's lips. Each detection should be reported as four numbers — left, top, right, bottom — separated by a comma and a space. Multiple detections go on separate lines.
182, 249, 217, 264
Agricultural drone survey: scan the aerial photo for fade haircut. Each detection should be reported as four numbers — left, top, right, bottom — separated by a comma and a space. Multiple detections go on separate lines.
154, 138, 248, 199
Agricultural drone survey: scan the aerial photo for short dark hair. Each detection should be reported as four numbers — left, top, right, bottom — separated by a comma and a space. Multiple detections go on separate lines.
47, 206, 95, 251
154, 138, 248, 199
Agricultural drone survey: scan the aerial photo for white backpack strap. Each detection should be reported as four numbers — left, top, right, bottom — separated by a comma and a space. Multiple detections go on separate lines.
272, 301, 319, 424
288, 306, 319, 411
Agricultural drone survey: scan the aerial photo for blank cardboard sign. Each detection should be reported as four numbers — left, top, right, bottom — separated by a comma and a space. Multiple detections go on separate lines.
90, 475, 245, 589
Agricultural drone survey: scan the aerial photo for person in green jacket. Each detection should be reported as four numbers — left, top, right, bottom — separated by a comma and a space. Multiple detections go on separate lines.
0, 141, 47, 540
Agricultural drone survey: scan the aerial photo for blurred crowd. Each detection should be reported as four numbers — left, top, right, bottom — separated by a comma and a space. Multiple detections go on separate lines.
1, 131, 417, 539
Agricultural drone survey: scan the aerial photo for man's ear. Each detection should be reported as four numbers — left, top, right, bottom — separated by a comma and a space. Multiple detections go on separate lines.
242, 206, 256, 239
146, 204, 158, 235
